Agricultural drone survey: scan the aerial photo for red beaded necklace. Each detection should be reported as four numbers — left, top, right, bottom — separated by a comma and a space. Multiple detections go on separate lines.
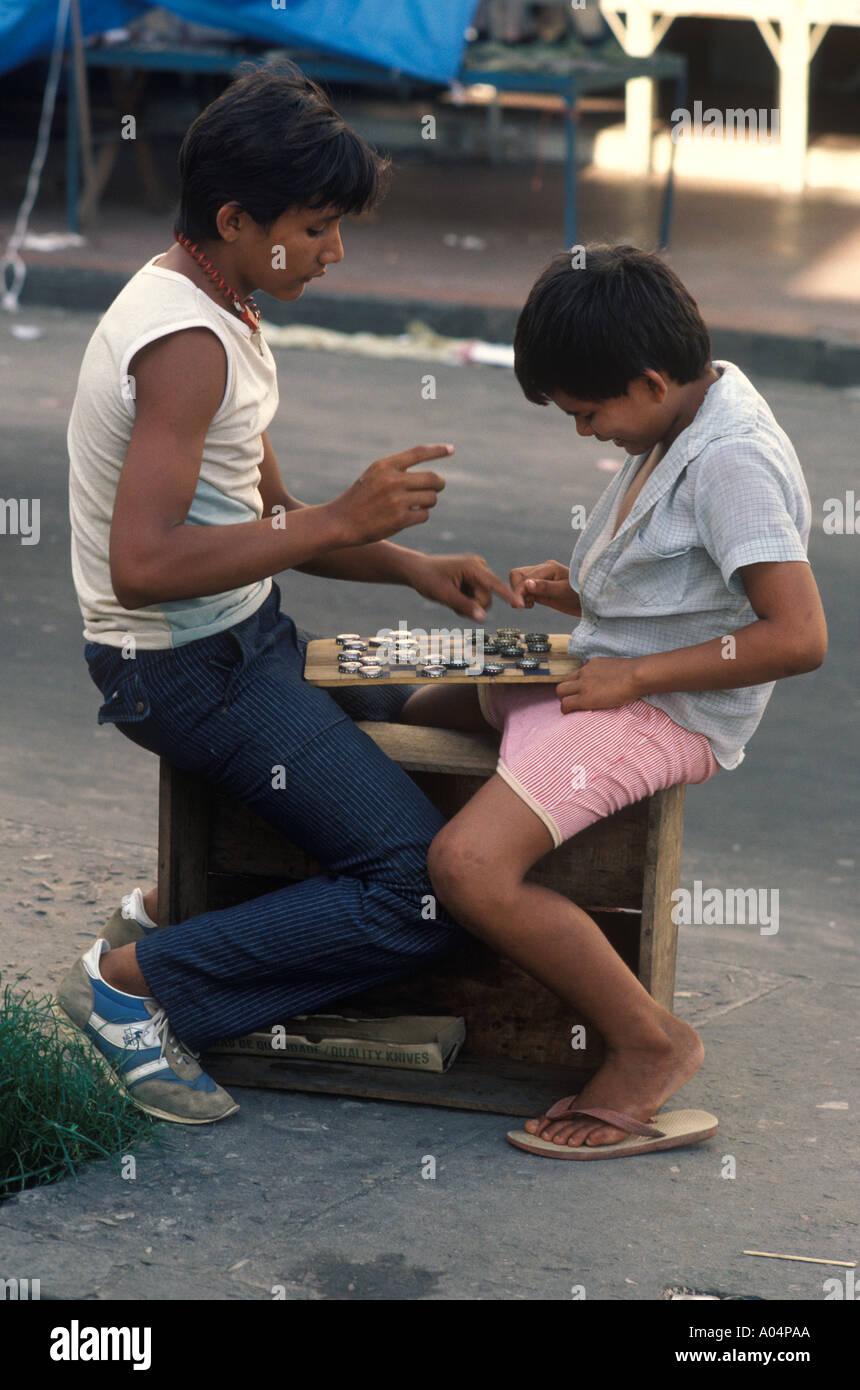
174, 231, 261, 335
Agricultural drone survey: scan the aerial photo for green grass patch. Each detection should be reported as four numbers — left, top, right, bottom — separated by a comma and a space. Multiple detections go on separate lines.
0, 976, 158, 1201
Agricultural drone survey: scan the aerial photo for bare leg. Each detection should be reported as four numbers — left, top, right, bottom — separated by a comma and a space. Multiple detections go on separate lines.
100, 943, 152, 997
428, 775, 704, 1148
400, 683, 490, 732
142, 887, 159, 925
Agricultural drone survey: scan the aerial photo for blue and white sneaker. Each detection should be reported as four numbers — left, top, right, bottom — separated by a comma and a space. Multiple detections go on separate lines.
55, 940, 238, 1124
100, 888, 161, 950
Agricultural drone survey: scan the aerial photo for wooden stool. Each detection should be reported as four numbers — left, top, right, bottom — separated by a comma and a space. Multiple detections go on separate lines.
158, 723, 686, 1116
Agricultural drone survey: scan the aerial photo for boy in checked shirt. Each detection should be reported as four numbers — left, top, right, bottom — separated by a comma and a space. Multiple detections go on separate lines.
402, 244, 827, 1159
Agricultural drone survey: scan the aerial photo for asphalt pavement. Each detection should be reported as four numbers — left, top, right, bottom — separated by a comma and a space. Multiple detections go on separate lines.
0, 306, 856, 1300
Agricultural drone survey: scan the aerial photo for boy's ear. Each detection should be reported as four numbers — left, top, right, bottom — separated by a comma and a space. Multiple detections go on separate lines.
641, 368, 670, 403
214, 202, 247, 243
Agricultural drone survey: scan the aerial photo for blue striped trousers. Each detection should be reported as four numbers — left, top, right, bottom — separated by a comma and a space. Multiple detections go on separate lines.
84, 585, 462, 1049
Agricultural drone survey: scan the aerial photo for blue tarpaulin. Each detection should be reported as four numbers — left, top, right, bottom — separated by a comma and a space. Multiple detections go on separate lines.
0, 0, 479, 82
0, 1, 147, 76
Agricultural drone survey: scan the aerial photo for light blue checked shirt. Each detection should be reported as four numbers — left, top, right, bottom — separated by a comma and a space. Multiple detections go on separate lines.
568, 361, 811, 769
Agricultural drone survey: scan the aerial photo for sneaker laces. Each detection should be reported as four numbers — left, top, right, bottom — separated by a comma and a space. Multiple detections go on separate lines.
140, 1008, 200, 1068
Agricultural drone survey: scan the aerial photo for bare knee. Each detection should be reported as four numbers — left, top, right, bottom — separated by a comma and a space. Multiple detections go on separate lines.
428, 825, 508, 921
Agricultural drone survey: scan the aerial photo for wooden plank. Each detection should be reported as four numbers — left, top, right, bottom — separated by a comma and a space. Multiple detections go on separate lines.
525, 803, 648, 909
199, 865, 638, 1069
209, 807, 322, 880
304, 634, 582, 686
157, 761, 212, 927
205, 871, 305, 911
201, 1051, 594, 1117
638, 783, 686, 1006
204, 718, 653, 907
207, 788, 650, 907
358, 720, 501, 775
408, 770, 650, 907
334, 911, 637, 1066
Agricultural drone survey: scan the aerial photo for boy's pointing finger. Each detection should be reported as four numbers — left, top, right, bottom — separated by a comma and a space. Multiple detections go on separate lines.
395, 443, 455, 469
483, 571, 525, 608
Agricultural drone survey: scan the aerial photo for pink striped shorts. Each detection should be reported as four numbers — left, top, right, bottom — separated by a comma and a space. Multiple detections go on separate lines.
476, 684, 720, 848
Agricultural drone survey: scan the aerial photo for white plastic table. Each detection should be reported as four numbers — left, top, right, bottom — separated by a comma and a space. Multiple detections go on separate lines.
599, 0, 860, 192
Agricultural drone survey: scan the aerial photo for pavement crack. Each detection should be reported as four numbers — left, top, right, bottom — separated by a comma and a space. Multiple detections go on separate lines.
689, 978, 794, 1026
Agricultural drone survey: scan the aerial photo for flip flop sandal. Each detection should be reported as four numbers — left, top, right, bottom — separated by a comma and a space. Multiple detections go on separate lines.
507, 1098, 719, 1160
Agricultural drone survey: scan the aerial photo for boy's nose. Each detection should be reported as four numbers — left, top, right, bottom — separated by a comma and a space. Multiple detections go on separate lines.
322, 229, 344, 265
574, 418, 594, 438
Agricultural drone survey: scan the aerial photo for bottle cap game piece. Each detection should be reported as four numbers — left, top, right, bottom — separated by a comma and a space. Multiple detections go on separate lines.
496, 628, 520, 641
445, 659, 470, 670
339, 660, 361, 674
524, 633, 549, 645
417, 665, 446, 679
483, 662, 505, 676
341, 639, 367, 652
336, 633, 361, 645
526, 641, 550, 653
500, 644, 524, 658
518, 656, 541, 671
359, 666, 385, 678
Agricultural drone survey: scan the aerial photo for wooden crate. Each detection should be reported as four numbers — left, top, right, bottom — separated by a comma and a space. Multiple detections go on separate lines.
159, 723, 686, 1116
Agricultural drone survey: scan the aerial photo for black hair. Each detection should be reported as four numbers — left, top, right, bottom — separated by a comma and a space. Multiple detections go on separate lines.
514, 244, 711, 404
175, 61, 389, 241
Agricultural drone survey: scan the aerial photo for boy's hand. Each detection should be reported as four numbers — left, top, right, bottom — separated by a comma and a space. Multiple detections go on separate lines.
557, 657, 641, 712
409, 553, 524, 622
510, 560, 582, 616
329, 444, 452, 546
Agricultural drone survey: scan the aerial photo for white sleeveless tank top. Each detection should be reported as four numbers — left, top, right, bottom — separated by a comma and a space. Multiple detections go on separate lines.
68, 254, 278, 649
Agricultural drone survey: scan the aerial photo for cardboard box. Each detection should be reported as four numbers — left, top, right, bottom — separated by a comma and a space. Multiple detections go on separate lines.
207, 1013, 466, 1074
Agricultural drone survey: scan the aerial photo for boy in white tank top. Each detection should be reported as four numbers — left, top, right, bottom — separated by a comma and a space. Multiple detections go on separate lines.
60, 63, 520, 1126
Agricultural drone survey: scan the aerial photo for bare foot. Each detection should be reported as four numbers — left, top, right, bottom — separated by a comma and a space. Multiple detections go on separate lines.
524, 1013, 705, 1148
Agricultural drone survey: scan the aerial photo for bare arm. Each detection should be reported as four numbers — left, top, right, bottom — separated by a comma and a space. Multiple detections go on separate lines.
258, 430, 522, 618
630, 561, 827, 695
259, 441, 428, 587
555, 560, 827, 711
109, 329, 449, 609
